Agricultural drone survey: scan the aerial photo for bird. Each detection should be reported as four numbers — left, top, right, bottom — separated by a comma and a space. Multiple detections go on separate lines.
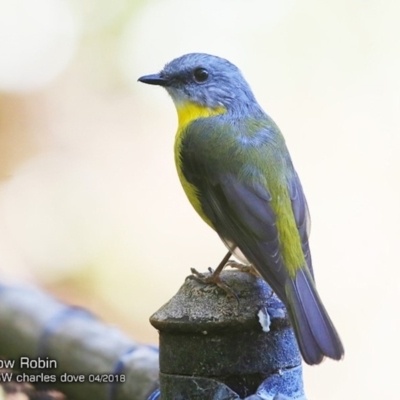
138, 53, 344, 365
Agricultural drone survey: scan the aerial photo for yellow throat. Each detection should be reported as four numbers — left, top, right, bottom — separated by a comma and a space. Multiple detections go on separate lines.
176, 101, 226, 130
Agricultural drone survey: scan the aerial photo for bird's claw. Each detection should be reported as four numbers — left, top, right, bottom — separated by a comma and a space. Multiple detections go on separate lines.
225, 260, 258, 275
188, 267, 239, 304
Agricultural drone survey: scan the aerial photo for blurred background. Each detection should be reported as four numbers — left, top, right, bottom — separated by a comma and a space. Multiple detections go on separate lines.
0, 0, 399, 398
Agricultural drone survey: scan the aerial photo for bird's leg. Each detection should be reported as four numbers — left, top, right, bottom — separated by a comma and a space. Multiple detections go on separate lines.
190, 250, 231, 280
189, 251, 239, 301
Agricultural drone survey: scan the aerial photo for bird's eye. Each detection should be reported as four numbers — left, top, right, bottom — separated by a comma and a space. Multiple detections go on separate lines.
193, 68, 209, 83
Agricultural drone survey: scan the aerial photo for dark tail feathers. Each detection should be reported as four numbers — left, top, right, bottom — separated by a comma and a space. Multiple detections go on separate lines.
285, 268, 344, 365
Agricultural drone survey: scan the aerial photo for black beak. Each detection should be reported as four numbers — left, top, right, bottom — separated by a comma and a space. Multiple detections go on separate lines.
138, 73, 169, 86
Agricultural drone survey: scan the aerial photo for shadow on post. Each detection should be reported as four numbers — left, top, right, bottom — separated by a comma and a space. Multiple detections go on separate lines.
150, 270, 307, 399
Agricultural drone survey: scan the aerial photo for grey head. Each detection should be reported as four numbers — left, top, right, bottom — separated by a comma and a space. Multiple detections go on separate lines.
138, 53, 260, 113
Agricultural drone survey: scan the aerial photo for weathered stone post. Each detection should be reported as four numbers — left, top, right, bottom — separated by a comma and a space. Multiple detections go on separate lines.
150, 270, 307, 399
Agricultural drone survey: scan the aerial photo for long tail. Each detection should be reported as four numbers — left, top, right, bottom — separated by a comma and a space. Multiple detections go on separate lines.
285, 268, 345, 365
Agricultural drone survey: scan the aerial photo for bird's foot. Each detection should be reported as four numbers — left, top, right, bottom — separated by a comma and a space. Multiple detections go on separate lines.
225, 260, 259, 276
188, 267, 239, 303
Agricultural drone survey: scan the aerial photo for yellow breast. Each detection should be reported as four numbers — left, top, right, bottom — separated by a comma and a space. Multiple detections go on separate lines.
173, 101, 226, 228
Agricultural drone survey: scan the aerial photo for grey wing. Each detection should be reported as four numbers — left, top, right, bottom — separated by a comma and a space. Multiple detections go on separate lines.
199, 174, 289, 300
194, 169, 313, 300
